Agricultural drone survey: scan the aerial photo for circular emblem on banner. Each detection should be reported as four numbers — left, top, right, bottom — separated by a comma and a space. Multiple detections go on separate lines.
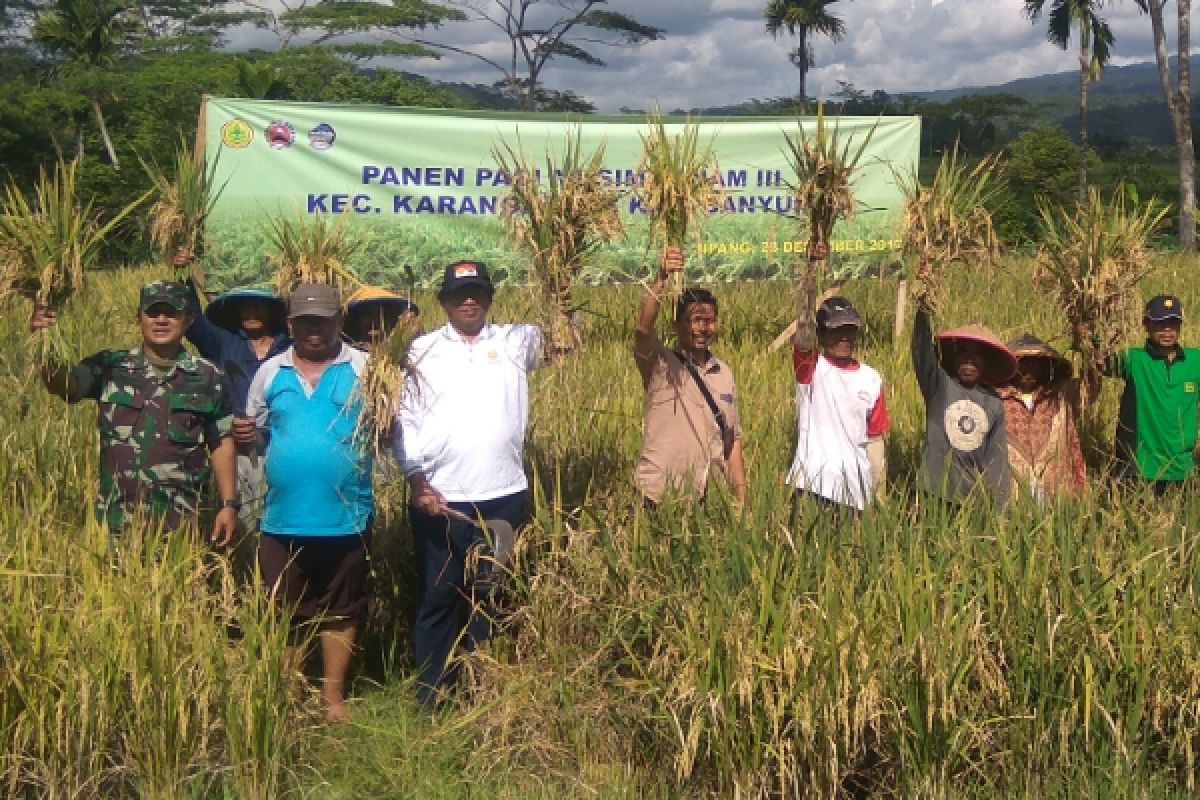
265, 120, 296, 149
944, 399, 989, 452
220, 118, 253, 149
308, 123, 336, 151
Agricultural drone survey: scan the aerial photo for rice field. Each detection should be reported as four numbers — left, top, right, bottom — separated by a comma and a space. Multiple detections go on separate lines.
202, 210, 901, 292
2, 253, 1199, 798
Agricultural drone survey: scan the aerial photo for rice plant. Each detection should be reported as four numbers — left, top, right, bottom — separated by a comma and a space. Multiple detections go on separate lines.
0, 158, 145, 362
141, 136, 227, 289
2, 257, 1200, 798
352, 313, 420, 459
266, 211, 363, 299
494, 128, 624, 356
779, 106, 876, 348
635, 111, 722, 299
782, 105, 876, 261
1035, 184, 1168, 400
897, 144, 1004, 317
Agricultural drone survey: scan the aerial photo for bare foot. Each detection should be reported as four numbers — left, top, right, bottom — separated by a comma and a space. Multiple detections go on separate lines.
322, 683, 349, 723
323, 699, 349, 724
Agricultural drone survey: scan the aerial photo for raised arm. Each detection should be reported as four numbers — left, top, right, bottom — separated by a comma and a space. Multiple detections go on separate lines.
793, 242, 827, 353
28, 304, 91, 401
183, 279, 243, 363
634, 247, 682, 386
911, 307, 943, 400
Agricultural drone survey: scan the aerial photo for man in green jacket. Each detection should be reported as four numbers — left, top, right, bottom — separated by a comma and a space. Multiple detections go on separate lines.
1102, 294, 1200, 492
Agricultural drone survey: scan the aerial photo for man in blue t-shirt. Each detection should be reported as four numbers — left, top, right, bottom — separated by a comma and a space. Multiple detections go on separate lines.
243, 282, 372, 723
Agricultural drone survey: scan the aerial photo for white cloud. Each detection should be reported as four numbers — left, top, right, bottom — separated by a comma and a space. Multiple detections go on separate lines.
226, 0, 1189, 110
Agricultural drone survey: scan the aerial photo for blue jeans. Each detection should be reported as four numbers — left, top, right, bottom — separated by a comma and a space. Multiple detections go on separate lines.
410, 490, 529, 707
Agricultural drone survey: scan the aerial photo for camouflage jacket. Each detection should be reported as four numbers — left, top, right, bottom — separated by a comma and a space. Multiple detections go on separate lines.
66, 348, 233, 529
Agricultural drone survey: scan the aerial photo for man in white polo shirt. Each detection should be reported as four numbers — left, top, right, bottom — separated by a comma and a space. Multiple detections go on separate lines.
786, 290, 889, 513
394, 260, 541, 707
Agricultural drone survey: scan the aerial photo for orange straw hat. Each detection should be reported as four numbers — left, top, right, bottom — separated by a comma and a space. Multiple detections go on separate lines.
345, 285, 419, 316
1007, 332, 1073, 382
936, 323, 1018, 385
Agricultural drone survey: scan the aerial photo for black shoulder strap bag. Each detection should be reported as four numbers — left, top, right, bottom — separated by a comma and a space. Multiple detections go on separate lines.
673, 350, 735, 460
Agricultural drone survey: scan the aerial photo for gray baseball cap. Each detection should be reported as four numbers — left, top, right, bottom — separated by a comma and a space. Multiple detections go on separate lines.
288, 283, 341, 318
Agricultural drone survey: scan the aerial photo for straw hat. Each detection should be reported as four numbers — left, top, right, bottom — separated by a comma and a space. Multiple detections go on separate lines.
936, 323, 1018, 385
345, 285, 419, 317
204, 287, 287, 334
1007, 332, 1073, 382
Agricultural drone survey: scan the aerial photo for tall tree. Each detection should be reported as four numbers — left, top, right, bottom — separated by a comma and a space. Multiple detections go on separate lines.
265, 0, 462, 58
134, 0, 264, 51
33, 0, 137, 169
764, 0, 846, 105
1139, 0, 1194, 250
241, 0, 461, 56
1023, 0, 1113, 203
429, 0, 663, 111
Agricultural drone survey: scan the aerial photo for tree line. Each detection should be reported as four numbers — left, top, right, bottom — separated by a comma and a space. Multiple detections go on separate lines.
0, 0, 1195, 260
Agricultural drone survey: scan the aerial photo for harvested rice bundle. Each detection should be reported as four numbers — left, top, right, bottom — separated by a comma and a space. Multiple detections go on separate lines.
781, 106, 875, 347
635, 111, 722, 300
495, 128, 623, 357
897, 144, 1003, 317
1035, 184, 1167, 400
782, 106, 875, 270
142, 137, 226, 290
0, 240, 20, 305
352, 313, 420, 459
0, 158, 144, 362
266, 212, 361, 299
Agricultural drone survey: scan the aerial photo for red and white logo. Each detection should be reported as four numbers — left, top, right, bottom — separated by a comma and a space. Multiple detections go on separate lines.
454, 263, 478, 278
265, 120, 296, 149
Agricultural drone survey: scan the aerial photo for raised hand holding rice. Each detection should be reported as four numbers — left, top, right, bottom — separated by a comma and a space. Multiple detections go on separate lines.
635, 111, 722, 304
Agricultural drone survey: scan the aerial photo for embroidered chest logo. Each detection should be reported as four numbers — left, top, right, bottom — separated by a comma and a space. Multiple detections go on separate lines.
944, 398, 989, 451
1185, 381, 1196, 394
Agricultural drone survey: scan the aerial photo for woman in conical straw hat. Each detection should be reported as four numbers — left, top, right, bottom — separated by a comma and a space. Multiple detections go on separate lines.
995, 333, 1086, 501
343, 285, 420, 350
911, 264, 1016, 506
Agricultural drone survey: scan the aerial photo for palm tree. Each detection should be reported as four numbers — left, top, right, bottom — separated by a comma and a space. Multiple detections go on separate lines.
33, 0, 136, 170
1024, 0, 1114, 202
764, 0, 847, 105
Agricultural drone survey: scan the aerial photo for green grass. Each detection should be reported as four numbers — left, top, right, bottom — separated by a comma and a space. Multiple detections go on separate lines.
2, 254, 1200, 797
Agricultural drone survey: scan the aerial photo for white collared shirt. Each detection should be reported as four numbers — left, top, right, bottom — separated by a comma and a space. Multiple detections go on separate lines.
394, 322, 542, 502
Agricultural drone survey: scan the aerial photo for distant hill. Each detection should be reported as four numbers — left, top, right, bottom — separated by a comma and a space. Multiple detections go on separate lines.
908, 56, 1193, 109
908, 57, 1199, 149
686, 57, 1197, 149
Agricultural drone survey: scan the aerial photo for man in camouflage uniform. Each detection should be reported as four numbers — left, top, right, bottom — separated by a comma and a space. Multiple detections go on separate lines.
30, 281, 240, 544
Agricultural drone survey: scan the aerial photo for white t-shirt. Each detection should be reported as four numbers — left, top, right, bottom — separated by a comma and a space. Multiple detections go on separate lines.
786, 349, 887, 510
394, 322, 542, 503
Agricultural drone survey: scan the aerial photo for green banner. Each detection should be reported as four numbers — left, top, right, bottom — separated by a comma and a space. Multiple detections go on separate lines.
202, 98, 920, 292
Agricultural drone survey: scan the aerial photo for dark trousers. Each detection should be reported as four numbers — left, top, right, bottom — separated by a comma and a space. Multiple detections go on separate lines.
410, 490, 529, 707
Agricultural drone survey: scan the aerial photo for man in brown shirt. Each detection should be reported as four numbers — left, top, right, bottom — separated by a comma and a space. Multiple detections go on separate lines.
633, 247, 747, 504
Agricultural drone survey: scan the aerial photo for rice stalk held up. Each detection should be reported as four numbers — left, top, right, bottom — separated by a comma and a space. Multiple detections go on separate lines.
635, 111, 722, 301
495, 127, 624, 358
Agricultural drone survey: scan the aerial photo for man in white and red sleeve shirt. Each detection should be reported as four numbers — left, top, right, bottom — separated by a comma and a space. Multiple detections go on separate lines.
786, 294, 889, 511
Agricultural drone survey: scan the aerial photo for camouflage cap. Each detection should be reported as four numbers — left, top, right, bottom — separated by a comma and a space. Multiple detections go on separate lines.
139, 280, 190, 312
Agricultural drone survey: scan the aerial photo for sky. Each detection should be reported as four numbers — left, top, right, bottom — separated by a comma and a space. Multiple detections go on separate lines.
235, 0, 1189, 111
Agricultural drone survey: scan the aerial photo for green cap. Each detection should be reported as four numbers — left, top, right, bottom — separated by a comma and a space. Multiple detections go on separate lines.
139, 280, 189, 312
